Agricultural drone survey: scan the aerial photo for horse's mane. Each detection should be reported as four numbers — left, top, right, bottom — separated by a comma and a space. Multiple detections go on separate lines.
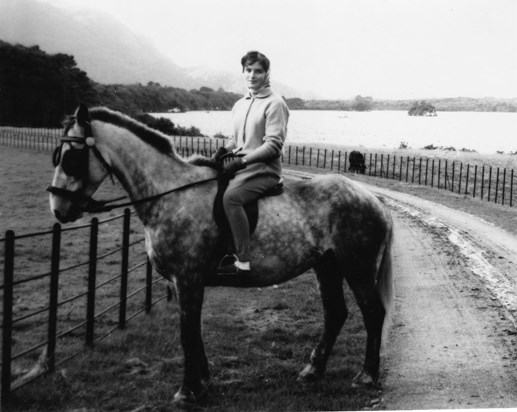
67, 107, 218, 169
186, 153, 218, 170
89, 107, 175, 155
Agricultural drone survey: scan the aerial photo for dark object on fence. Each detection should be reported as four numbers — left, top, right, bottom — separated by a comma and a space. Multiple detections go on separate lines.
349, 151, 366, 174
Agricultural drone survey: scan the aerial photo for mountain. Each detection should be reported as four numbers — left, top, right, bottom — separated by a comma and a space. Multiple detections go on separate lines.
0, 0, 305, 97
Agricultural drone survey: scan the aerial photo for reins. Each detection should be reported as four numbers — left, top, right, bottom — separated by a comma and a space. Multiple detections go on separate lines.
83, 177, 218, 213
48, 124, 218, 214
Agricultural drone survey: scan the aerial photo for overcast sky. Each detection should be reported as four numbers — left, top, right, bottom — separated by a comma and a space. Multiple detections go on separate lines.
42, 0, 517, 100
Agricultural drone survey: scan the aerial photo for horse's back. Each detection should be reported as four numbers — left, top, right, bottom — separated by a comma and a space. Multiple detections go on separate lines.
259, 173, 392, 258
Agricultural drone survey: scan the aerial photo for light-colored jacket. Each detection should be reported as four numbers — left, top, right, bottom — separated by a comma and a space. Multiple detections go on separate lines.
225, 87, 289, 181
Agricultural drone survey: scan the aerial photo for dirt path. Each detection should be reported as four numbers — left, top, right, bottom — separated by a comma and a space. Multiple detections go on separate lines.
364, 185, 517, 409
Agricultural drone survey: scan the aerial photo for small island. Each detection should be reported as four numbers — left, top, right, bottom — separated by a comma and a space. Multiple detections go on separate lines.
408, 101, 437, 116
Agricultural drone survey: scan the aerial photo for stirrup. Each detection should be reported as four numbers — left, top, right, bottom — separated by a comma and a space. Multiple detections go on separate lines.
217, 254, 250, 275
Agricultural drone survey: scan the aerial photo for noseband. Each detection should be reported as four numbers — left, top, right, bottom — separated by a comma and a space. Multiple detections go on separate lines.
47, 127, 115, 209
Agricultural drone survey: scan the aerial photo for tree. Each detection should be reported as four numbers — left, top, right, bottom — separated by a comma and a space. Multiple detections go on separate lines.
352, 95, 374, 111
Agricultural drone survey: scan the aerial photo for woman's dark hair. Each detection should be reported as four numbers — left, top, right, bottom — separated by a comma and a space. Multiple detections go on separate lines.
241, 51, 270, 72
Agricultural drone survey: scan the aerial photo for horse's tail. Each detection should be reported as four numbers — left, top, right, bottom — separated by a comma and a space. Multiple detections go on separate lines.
376, 221, 394, 352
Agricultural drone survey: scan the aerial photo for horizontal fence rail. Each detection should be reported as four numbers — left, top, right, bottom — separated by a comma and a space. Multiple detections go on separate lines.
1, 209, 172, 403
1, 124, 516, 402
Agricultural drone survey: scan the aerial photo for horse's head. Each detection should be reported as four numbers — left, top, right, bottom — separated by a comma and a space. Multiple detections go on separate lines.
48, 105, 111, 223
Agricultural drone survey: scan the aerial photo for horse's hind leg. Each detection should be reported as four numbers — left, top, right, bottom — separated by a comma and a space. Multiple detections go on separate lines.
347, 264, 386, 387
299, 253, 348, 381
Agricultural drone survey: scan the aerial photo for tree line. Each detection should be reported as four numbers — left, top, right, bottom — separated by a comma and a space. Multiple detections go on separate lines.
0, 41, 241, 128
1, 41, 516, 128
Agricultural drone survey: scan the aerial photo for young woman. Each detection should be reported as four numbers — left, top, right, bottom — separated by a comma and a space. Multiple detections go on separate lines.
214, 51, 290, 275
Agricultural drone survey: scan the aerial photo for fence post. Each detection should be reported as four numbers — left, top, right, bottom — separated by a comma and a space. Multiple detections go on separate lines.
465, 164, 470, 195
458, 163, 463, 194
146, 258, 153, 313
451, 162, 455, 192
495, 168, 500, 204
510, 169, 514, 207
502, 168, 506, 206
323, 149, 327, 169
425, 158, 429, 185
418, 158, 422, 185
488, 166, 492, 202
119, 209, 131, 329
1, 230, 15, 403
48, 223, 61, 373
431, 159, 435, 187
369, 154, 373, 176
438, 160, 441, 188
445, 160, 448, 190
337, 151, 341, 172
86, 218, 99, 346
480, 165, 484, 199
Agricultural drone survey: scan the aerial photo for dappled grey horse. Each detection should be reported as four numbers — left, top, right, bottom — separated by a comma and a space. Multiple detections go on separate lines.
48, 105, 394, 403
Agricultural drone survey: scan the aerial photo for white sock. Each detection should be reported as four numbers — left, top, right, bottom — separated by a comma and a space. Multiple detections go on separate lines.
235, 260, 250, 271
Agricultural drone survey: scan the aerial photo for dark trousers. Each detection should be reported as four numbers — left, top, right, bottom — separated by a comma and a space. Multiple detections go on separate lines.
223, 174, 279, 262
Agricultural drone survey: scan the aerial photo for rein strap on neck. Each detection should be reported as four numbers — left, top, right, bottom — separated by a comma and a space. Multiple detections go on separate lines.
84, 177, 218, 213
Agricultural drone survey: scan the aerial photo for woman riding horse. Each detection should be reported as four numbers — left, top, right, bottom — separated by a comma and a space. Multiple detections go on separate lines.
49, 103, 393, 404
214, 51, 289, 275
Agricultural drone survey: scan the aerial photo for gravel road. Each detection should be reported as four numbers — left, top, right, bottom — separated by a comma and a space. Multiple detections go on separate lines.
364, 184, 517, 410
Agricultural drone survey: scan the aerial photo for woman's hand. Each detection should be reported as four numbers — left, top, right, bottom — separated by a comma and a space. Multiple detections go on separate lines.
222, 156, 247, 178
211, 147, 228, 163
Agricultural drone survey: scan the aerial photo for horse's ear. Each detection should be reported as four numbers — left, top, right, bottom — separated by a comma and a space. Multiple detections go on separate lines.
75, 104, 91, 125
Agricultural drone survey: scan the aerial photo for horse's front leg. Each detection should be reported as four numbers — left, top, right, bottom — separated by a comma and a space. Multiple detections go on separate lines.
173, 277, 209, 403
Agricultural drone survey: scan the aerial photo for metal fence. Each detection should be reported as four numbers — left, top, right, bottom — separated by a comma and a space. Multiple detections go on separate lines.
1, 125, 515, 207
1, 209, 172, 402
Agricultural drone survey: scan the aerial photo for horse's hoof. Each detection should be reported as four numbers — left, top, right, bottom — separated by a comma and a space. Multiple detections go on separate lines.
297, 364, 323, 382
173, 381, 209, 404
351, 370, 376, 388
173, 387, 199, 404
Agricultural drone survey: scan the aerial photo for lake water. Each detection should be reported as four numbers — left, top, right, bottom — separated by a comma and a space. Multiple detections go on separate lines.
153, 110, 517, 154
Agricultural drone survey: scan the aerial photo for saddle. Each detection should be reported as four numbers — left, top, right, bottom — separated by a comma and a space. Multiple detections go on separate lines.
213, 161, 284, 257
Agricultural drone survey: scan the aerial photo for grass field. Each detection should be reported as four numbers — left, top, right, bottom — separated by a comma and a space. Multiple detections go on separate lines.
1, 146, 378, 411
2, 143, 517, 410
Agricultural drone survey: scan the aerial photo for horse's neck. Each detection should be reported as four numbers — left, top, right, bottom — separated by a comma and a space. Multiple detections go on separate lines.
94, 122, 211, 220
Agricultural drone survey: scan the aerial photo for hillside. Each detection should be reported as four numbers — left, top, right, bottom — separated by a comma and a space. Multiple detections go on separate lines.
0, 0, 302, 98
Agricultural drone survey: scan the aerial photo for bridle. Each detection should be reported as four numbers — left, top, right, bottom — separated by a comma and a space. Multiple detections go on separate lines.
47, 122, 217, 213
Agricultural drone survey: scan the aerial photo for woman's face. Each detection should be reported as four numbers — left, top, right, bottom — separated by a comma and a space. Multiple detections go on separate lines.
244, 61, 267, 93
